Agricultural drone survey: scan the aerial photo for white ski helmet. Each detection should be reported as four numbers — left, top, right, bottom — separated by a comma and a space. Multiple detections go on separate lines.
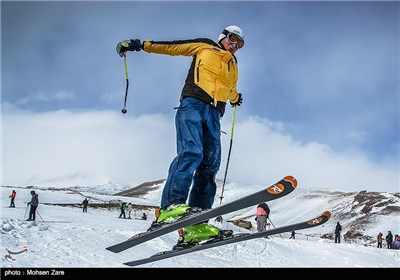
218, 25, 244, 43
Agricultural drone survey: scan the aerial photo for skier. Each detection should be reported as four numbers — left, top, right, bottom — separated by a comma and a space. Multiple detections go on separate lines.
391, 235, 400, 250
289, 230, 296, 240
9, 190, 16, 208
116, 25, 244, 245
386, 231, 393, 249
334, 222, 342, 243
118, 202, 127, 219
127, 203, 133, 219
377, 232, 383, 248
81, 198, 89, 213
141, 212, 147, 220
27, 191, 39, 221
255, 203, 270, 233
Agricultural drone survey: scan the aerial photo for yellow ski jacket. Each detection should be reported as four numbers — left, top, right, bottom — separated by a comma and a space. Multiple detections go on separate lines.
142, 38, 240, 116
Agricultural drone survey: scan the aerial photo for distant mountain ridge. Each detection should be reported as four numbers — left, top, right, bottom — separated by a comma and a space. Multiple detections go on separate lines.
116, 179, 400, 246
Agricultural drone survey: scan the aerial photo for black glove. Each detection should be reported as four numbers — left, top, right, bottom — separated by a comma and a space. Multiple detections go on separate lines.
230, 93, 243, 107
116, 39, 142, 57
27, 202, 30, 206
255, 217, 257, 221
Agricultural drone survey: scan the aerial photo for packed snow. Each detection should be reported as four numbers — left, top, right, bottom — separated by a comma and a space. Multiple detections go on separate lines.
1, 182, 399, 268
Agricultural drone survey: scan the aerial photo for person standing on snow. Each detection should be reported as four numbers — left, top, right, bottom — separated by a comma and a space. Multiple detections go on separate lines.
256, 203, 270, 233
127, 203, 133, 219
81, 198, 89, 213
118, 202, 127, 219
391, 235, 400, 250
9, 190, 16, 208
27, 191, 39, 221
334, 222, 342, 243
386, 231, 393, 249
116, 25, 244, 245
377, 232, 383, 248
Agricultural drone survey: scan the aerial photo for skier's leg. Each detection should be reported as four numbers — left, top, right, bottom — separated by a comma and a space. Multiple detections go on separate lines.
28, 207, 33, 220
32, 206, 37, 221
160, 98, 204, 209
188, 106, 221, 209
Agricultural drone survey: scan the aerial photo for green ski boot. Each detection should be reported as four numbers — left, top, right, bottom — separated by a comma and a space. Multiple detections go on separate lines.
156, 204, 191, 224
173, 223, 233, 249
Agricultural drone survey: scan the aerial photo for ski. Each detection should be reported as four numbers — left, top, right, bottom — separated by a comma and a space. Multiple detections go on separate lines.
124, 211, 331, 267
106, 175, 297, 253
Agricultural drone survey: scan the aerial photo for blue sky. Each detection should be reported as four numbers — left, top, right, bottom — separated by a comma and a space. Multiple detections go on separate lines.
2, 1, 399, 193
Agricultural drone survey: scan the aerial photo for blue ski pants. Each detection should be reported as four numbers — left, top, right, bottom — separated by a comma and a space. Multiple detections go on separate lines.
161, 97, 222, 209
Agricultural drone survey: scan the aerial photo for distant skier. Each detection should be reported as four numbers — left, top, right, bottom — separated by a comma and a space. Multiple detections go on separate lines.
289, 230, 296, 240
127, 203, 133, 219
334, 222, 342, 243
118, 202, 127, 219
142, 212, 147, 220
391, 235, 400, 250
27, 191, 39, 221
81, 198, 89, 213
9, 190, 16, 208
386, 231, 393, 249
256, 203, 270, 233
377, 232, 383, 248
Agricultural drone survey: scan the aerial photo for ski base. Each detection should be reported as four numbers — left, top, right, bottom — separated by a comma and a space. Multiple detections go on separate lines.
123, 211, 331, 267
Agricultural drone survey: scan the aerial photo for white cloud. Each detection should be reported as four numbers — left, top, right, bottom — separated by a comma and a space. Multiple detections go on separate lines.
226, 115, 398, 192
16, 90, 76, 105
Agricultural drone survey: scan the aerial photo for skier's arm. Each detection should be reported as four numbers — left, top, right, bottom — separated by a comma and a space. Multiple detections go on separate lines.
116, 38, 217, 57
142, 39, 215, 57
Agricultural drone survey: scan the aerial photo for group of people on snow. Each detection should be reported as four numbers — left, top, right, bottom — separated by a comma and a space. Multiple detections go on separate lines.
377, 231, 399, 249
333, 223, 399, 249
118, 201, 147, 220
8, 190, 39, 221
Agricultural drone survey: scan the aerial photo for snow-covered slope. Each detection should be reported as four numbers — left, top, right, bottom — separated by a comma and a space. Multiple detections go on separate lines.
1, 180, 399, 268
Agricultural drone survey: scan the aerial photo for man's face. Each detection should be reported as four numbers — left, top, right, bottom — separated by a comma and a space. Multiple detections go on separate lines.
221, 38, 239, 54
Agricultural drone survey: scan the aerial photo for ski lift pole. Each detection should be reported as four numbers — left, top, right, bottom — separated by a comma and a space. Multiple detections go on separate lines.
218, 105, 237, 205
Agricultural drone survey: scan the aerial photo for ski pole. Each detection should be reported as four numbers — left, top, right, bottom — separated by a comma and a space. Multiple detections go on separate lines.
24, 204, 29, 220
36, 209, 45, 223
218, 105, 237, 205
268, 217, 283, 239
121, 53, 129, 114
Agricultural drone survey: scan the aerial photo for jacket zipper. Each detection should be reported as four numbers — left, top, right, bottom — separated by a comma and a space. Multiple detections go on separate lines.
196, 59, 201, 82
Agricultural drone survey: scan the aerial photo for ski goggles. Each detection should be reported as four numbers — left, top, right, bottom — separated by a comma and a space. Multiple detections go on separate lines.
226, 32, 244, 49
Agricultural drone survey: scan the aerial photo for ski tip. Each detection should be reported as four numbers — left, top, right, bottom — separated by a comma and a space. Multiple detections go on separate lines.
283, 175, 297, 188
106, 245, 123, 253
306, 211, 332, 225
323, 211, 332, 219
